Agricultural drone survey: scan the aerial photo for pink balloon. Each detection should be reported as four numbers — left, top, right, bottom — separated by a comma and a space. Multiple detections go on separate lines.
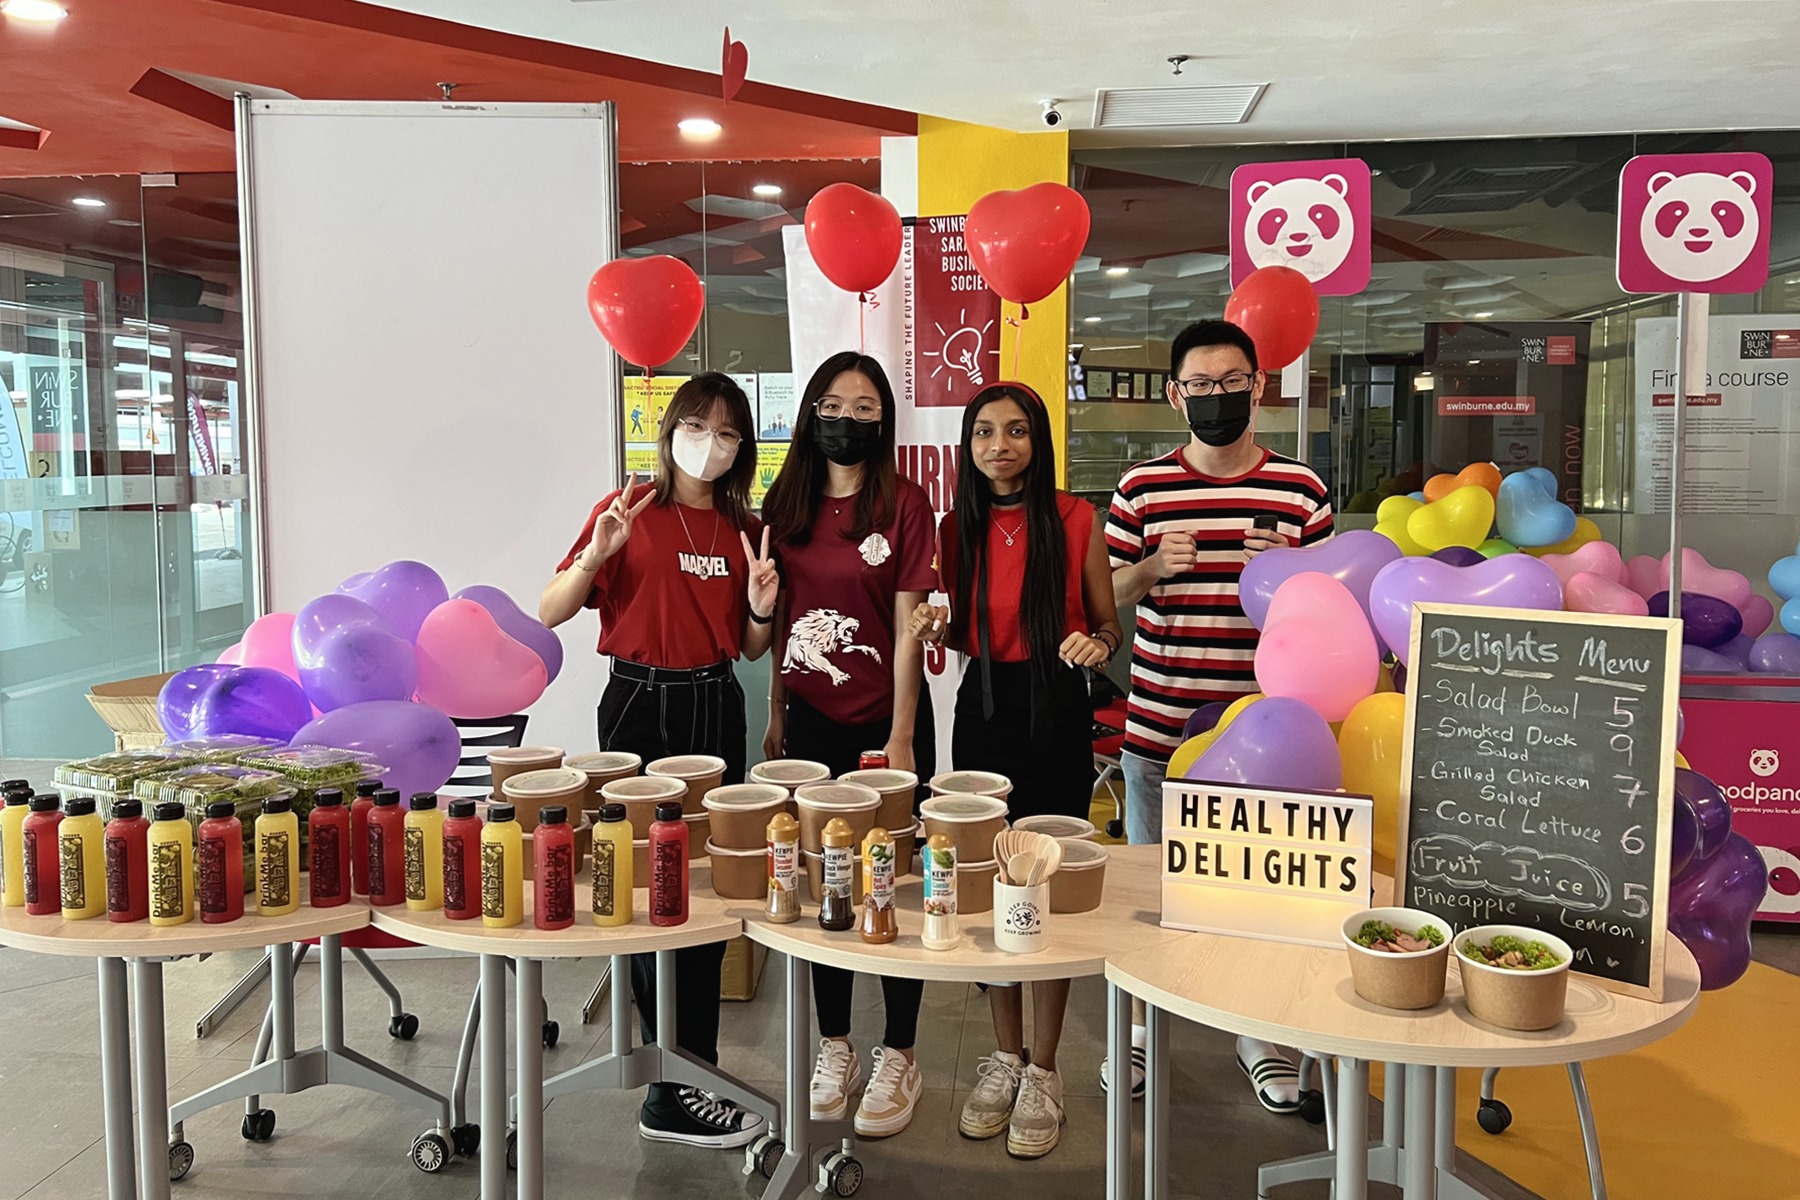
1740, 593, 1776, 639
1541, 540, 1626, 589
217, 641, 245, 666
1254, 573, 1378, 722
1369, 553, 1565, 666
1624, 554, 1665, 600
240, 612, 300, 683
414, 599, 548, 719
1663, 548, 1752, 610
1564, 571, 1651, 617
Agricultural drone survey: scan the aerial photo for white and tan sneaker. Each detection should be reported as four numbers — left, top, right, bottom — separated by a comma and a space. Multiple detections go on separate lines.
1007, 1064, 1065, 1159
810, 1038, 861, 1121
854, 1045, 922, 1137
958, 1050, 1024, 1140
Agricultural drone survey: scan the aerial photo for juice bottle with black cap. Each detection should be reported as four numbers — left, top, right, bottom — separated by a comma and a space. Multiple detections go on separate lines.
648, 801, 689, 928
442, 800, 483, 921
105, 798, 150, 923
480, 803, 523, 928
309, 789, 350, 908
256, 795, 300, 917
21, 794, 64, 916
367, 789, 405, 907
533, 805, 574, 930
404, 794, 444, 912
148, 802, 195, 926
198, 801, 245, 924
0, 786, 31, 908
350, 779, 381, 895
58, 796, 106, 921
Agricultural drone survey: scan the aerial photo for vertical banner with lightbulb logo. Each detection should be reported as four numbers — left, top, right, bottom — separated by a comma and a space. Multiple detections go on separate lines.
784, 215, 1002, 771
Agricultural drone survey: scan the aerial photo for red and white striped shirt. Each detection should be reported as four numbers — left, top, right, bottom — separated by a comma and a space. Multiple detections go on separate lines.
1106, 447, 1333, 762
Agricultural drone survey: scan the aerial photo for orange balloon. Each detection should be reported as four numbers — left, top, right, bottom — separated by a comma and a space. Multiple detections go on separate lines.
1424, 462, 1502, 503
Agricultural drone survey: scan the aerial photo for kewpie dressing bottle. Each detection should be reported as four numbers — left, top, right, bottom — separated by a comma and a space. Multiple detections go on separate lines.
197, 800, 245, 924
403, 794, 445, 912
105, 799, 151, 923
765, 812, 800, 924
921, 833, 960, 951
58, 796, 107, 921
590, 802, 633, 928
817, 818, 856, 932
22, 794, 65, 917
533, 805, 575, 931
480, 803, 524, 929
147, 802, 195, 927
859, 827, 898, 944
308, 789, 351, 908
256, 795, 300, 917
441, 800, 483, 921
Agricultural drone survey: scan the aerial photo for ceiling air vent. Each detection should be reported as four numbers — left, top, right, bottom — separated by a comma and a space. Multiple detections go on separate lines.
1092, 85, 1266, 129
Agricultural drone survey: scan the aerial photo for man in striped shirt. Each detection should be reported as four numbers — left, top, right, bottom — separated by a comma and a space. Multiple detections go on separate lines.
1102, 318, 1333, 1110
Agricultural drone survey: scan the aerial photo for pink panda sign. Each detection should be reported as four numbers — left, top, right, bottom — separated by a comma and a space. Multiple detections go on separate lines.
1617, 152, 1773, 294
1229, 158, 1371, 296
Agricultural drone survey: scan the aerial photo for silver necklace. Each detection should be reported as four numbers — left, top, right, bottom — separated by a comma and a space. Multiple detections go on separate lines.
675, 503, 718, 560
994, 514, 1024, 547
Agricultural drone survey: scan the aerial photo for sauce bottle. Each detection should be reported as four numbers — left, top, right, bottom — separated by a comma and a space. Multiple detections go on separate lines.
480, 803, 523, 928
256, 795, 300, 917
148, 802, 195, 927
591, 802, 633, 928
22, 794, 65, 916
105, 799, 151, 923
442, 799, 483, 921
1, 788, 31, 908
765, 812, 800, 924
647, 801, 689, 928
817, 817, 856, 932
921, 833, 960, 951
350, 780, 382, 895
197, 800, 245, 924
58, 796, 106, 921
366, 789, 406, 907
308, 789, 351, 908
533, 805, 575, 931
403, 794, 444, 912
859, 827, 898, 944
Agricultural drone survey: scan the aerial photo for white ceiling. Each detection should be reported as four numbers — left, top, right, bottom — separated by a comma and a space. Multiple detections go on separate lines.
371, 0, 1800, 143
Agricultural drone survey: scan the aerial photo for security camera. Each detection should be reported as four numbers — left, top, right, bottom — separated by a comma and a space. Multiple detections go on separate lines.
1040, 100, 1064, 128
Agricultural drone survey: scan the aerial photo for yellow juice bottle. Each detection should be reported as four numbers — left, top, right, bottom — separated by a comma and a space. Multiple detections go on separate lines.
255, 795, 300, 917
404, 794, 445, 912
480, 802, 523, 929
148, 803, 195, 927
58, 797, 107, 921
591, 802, 633, 927
1, 790, 30, 907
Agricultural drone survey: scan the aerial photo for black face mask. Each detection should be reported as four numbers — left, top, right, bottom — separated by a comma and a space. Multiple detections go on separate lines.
814, 415, 882, 466
1183, 388, 1254, 447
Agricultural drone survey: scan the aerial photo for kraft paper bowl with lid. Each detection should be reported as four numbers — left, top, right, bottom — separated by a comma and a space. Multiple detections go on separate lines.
794, 782, 882, 853
600, 775, 687, 838
1454, 924, 1573, 1031
564, 750, 642, 806
1013, 814, 1095, 842
919, 794, 1009, 862
701, 783, 790, 850
684, 812, 710, 859
1341, 906, 1454, 1011
749, 759, 832, 795
645, 754, 727, 813
803, 848, 868, 905
956, 857, 998, 914
1049, 838, 1109, 913
928, 769, 1012, 801
838, 767, 919, 833
487, 745, 565, 799
499, 766, 588, 831
890, 821, 918, 877
706, 839, 766, 900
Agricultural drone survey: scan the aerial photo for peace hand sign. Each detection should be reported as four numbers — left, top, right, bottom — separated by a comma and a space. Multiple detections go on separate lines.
585, 472, 654, 567
741, 526, 779, 619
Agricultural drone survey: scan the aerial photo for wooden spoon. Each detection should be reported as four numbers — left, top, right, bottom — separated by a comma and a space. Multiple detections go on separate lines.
1006, 852, 1035, 888
1025, 835, 1064, 887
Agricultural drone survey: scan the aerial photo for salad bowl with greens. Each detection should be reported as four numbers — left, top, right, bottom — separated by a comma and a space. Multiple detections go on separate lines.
1341, 907, 1454, 1010
1453, 925, 1574, 1031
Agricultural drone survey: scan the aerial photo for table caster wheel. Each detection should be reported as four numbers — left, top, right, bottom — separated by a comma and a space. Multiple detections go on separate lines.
542, 1020, 559, 1048
168, 1140, 194, 1182
410, 1132, 450, 1173
820, 1151, 863, 1197
390, 1012, 420, 1041
451, 1123, 481, 1157
1477, 1098, 1512, 1135
241, 1109, 276, 1142
1105, 819, 1124, 839
743, 1133, 783, 1179
1297, 1088, 1326, 1125
506, 1129, 518, 1171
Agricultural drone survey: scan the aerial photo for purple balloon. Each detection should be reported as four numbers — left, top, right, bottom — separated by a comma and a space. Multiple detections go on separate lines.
192, 666, 312, 743
294, 594, 392, 662
1186, 696, 1342, 791
290, 700, 460, 800
1670, 782, 1698, 881
1675, 767, 1734, 867
1182, 701, 1230, 741
1369, 553, 1565, 665
158, 664, 237, 741
1390, 659, 1407, 694
299, 624, 419, 712
338, 561, 449, 644
1681, 643, 1747, 674
1238, 530, 1401, 636
454, 584, 564, 685
1714, 634, 1755, 666
1648, 591, 1743, 649
1430, 546, 1487, 568
1749, 632, 1800, 675
1670, 831, 1767, 990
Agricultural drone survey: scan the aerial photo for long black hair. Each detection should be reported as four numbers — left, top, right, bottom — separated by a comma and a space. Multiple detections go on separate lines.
651, 373, 757, 528
761, 351, 898, 545
950, 383, 1067, 685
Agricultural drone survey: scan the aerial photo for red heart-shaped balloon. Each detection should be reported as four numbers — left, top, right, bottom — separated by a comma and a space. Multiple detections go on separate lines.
965, 183, 1091, 306
804, 182, 902, 294
1224, 265, 1320, 370
586, 256, 705, 369
721, 27, 748, 102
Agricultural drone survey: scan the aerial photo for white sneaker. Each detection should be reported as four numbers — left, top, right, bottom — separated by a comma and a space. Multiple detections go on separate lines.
810, 1038, 861, 1121
853, 1045, 922, 1138
958, 1050, 1024, 1140
1007, 1064, 1066, 1159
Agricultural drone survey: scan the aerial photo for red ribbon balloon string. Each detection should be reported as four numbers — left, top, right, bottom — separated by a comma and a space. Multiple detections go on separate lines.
1005, 302, 1031, 380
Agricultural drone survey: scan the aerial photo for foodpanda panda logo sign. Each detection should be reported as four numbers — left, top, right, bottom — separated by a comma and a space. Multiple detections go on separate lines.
1616, 152, 1773, 295
1230, 158, 1371, 296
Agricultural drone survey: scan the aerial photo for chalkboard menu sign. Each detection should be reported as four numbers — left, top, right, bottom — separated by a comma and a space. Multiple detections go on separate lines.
1396, 603, 1681, 1000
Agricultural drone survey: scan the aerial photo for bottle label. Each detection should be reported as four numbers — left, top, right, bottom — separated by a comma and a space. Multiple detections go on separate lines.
260, 830, 291, 908
368, 826, 387, 897
21, 827, 38, 905
822, 846, 852, 899
651, 839, 684, 917
481, 841, 505, 919
924, 849, 957, 917
443, 834, 466, 911
867, 849, 895, 911
151, 841, 185, 919
106, 836, 129, 914
542, 844, 573, 923
59, 831, 86, 910
768, 839, 798, 892
592, 840, 616, 917
404, 827, 426, 901
199, 836, 228, 914
313, 824, 343, 900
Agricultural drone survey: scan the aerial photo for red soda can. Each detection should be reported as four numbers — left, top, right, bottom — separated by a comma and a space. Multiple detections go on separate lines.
859, 750, 889, 771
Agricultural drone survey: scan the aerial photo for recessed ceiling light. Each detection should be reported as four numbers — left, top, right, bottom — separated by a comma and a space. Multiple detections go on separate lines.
108, 218, 140, 227
71, 196, 105, 209
1472, 311, 1493, 319
1105, 266, 1129, 277
1083, 316, 1103, 324
678, 118, 721, 137
1468, 359, 1482, 365
1, 0, 69, 22
751, 183, 782, 198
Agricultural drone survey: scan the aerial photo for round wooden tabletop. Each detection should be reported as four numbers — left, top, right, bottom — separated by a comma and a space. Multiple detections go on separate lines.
731, 844, 1188, 983
1105, 929, 1702, 1068
0, 900, 370, 959
369, 884, 741, 958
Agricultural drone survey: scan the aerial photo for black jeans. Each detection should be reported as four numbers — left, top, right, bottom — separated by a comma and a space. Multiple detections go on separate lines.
597, 665, 746, 1078
783, 690, 932, 1050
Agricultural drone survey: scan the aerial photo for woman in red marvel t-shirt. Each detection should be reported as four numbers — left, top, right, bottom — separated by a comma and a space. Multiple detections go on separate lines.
539, 372, 777, 1152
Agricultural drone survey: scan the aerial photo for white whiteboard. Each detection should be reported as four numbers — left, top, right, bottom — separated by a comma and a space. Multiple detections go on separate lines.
242, 100, 622, 754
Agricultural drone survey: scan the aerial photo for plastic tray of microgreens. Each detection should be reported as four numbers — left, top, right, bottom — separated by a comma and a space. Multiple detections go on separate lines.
166, 734, 285, 763
239, 747, 385, 830
55, 748, 207, 794
133, 765, 292, 809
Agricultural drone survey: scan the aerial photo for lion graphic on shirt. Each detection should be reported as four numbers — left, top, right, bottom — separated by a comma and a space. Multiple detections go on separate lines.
783, 608, 882, 685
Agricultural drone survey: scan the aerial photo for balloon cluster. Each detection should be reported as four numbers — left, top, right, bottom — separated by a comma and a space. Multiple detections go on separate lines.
1598, 546, 1795, 675
1669, 767, 1767, 989
158, 562, 561, 798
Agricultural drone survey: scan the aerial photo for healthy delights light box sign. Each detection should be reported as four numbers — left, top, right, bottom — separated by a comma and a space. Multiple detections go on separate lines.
1161, 782, 1374, 949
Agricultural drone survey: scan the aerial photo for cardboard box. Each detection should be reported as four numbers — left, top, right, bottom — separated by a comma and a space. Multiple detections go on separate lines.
85, 672, 175, 752
719, 935, 766, 1002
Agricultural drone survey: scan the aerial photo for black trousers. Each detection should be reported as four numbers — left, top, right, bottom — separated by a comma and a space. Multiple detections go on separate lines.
783, 689, 933, 1050
597, 666, 746, 1071
953, 659, 1094, 822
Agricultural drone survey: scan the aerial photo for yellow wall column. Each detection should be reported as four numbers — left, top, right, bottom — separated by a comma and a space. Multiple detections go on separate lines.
914, 117, 1072, 482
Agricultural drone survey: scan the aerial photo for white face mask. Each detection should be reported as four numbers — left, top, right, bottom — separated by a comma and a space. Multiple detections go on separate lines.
671, 428, 738, 483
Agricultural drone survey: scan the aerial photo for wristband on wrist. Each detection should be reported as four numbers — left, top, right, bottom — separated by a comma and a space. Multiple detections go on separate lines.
1093, 629, 1119, 652
749, 607, 774, 625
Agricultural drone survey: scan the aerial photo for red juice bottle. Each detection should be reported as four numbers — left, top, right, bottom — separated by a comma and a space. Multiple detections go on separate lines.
533, 805, 575, 931
350, 781, 382, 895
442, 800, 483, 921
105, 799, 150, 923
198, 801, 245, 924
309, 789, 351, 908
367, 789, 405, 906
22, 794, 65, 916
648, 801, 689, 928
